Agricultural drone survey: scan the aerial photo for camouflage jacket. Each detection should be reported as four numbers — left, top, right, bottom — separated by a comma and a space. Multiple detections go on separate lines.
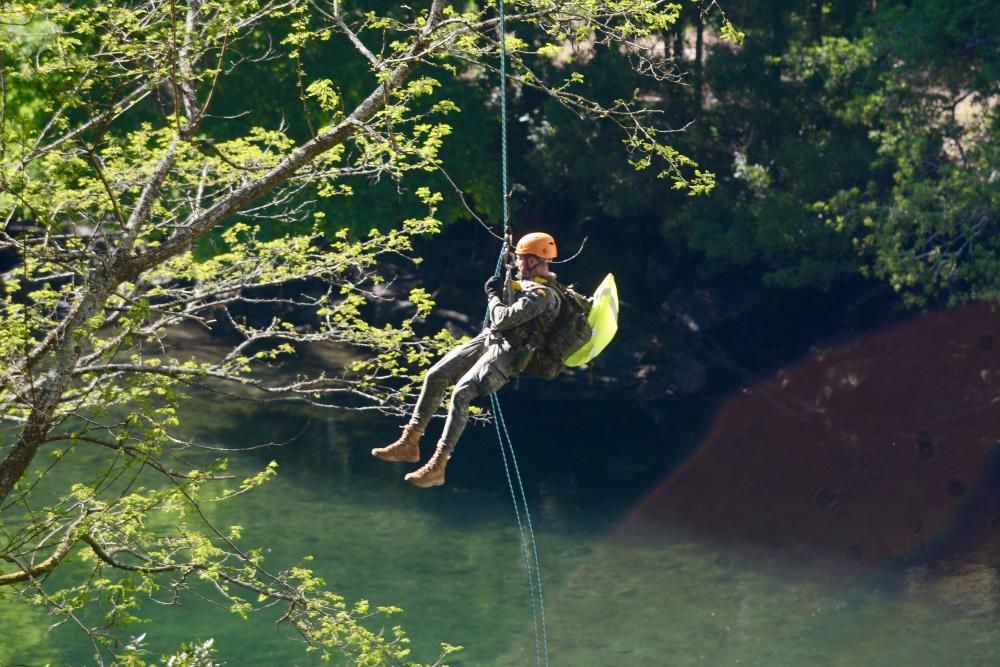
486, 276, 561, 348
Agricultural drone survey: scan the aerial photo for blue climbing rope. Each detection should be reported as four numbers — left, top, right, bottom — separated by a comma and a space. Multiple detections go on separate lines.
492, 392, 549, 665
491, 392, 542, 665
482, 1, 550, 665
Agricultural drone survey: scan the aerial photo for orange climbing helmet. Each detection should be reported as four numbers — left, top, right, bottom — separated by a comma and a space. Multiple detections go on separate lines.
514, 232, 557, 260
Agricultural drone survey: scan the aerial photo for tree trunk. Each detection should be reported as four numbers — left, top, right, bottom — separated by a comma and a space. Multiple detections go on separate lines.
0, 275, 117, 502
0, 0, 450, 504
673, 20, 684, 64
694, 9, 704, 114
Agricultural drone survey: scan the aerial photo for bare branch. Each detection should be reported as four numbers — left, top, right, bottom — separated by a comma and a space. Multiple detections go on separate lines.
327, 2, 382, 68
21, 84, 153, 165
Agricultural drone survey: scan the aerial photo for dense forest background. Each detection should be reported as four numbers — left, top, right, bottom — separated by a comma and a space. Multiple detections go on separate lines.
3, 1, 1000, 664
401, 0, 1000, 412
5, 0, 998, 403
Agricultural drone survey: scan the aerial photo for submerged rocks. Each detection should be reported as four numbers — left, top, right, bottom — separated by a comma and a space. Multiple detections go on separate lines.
620, 301, 1000, 564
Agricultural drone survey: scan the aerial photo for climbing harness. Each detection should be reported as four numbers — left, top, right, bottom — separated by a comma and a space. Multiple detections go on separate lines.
484, 1, 549, 664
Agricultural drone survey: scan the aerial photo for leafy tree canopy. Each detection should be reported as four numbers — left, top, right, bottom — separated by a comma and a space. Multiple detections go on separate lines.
0, 0, 730, 662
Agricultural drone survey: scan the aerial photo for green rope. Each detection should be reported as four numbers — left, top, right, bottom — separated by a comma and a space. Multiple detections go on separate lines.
484, 2, 549, 665
498, 0, 510, 235
491, 391, 549, 667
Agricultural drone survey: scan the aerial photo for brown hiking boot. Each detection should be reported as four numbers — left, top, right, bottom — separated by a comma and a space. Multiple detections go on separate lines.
404, 443, 451, 488
371, 426, 423, 463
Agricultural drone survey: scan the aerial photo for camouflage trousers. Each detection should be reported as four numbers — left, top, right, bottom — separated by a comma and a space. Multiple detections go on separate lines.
407, 330, 515, 453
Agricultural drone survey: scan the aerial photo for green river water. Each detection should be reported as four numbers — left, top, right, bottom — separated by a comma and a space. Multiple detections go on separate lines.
3, 389, 1000, 666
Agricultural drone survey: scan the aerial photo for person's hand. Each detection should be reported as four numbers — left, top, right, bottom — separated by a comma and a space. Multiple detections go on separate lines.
484, 275, 503, 300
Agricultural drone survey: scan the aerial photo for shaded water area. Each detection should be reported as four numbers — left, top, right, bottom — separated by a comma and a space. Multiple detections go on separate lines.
6, 303, 1000, 665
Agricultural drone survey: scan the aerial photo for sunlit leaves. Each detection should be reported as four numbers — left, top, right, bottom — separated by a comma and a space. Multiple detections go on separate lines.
625, 134, 714, 194
786, 6, 1000, 305
719, 19, 744, 45
305, 78, 342, 113
0, 0, 725, 664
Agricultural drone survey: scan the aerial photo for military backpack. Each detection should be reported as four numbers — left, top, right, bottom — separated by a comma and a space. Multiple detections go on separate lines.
523, 280, 592, 380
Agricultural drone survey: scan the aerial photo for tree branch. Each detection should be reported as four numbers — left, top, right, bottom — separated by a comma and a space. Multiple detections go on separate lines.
21, 84, 153, 165
0, 512, 86, 585
80, 534, 186, 574
313, 0, 381, 68
127, 0, 449, 278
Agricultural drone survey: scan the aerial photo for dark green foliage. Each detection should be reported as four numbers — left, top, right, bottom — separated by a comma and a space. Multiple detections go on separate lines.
495, 1, 999, 308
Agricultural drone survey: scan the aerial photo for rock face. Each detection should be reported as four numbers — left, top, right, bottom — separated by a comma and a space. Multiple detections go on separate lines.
623, 302, 1000, 563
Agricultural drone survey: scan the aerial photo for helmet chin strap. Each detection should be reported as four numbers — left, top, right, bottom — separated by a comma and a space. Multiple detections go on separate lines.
518, 255, 545, 279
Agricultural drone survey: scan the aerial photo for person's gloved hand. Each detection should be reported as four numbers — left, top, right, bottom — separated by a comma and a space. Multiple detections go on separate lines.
484, 275, 503, 300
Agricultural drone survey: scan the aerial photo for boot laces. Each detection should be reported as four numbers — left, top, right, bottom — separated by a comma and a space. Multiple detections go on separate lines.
426, 447, 448, 469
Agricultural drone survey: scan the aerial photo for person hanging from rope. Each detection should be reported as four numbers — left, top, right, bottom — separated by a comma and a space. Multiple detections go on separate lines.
371, 232, 562, 488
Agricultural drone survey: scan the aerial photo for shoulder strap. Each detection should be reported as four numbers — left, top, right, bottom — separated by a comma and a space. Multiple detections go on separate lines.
541, 278, 567, 298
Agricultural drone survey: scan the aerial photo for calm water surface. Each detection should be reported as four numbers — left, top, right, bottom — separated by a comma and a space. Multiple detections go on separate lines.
4, 387, 1000, 666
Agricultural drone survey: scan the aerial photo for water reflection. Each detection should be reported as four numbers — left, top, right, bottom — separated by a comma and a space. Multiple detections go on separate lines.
524, 519, 1000, 666
903, 560, 1000, 619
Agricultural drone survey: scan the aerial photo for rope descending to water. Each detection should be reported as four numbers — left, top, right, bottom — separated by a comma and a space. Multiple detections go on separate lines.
491, 392, 549, 667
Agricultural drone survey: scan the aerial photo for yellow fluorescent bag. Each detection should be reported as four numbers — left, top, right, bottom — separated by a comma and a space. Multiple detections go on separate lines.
565, 273, 619, 367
